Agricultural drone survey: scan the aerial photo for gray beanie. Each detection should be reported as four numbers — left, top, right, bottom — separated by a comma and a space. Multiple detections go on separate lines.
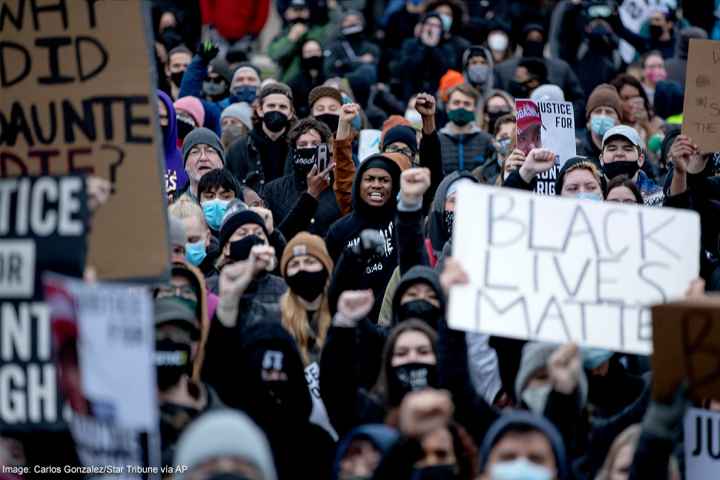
175, 409, 277, 480
182, 127, 225, 165
514, 342, 588, 408
169, 216, 187, 248
221, 102, 253, 130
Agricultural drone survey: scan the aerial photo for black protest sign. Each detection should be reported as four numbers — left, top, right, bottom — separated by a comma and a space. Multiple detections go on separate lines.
652, 299, 720, 402
0, 0, 169, 280
0, 176, 88, 431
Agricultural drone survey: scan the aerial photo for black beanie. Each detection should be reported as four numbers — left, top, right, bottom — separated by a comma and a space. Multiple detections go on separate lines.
382, 125, 418, 154
219, 209, 269, 251
182, 127, 225, 165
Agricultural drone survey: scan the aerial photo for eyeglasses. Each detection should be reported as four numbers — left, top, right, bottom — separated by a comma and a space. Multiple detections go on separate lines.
384, 145, 413, 157
155, 285, 198, 303
188, 146, 220, 159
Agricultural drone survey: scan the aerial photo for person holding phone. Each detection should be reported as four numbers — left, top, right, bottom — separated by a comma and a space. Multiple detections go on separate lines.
263, 118, 341, 240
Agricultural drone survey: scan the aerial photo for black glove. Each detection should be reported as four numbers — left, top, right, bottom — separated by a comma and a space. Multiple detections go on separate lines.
199, 40, 219, 62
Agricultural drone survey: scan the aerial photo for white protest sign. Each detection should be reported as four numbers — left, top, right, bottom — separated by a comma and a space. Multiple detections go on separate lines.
305, 362, 338, 441
359, 129, 382, 161
448, 183, 700, 354
538, 101, 576, 167
684, 407, 720, 479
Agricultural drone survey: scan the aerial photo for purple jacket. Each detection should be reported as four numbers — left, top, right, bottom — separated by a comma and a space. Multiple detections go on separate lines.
157, 90, 188, 195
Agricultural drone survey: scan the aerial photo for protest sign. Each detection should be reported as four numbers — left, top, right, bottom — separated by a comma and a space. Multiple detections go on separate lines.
684, 407, 720, 479
0, 0, 169, 280
44, 274, 159, 478
682, 39, 720, 152
0, 176, 88, 431
516, 99, 576, 195
448, 183, 700, 354
359, 129, 382, 161
652, 298, 720, 402
305, 362, 338, 440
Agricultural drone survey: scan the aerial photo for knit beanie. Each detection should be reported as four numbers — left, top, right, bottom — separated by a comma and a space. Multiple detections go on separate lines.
280, 232, 334, 277
174, 96, 206, 127
585, 84, 622, 120
175, 409, 277, 480
182, 127, 225, 165
219, 208, 268, 251
308, 85, 343, 109
382, 125, 418, 154
221, 102, 253, 130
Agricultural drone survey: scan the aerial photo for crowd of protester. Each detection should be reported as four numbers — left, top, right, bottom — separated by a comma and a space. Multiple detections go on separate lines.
5, 0, 720, 479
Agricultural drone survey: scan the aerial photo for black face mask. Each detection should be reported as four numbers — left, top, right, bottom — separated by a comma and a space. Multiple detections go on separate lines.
262, 110, 290, 133
509, 79, 531, 99
286, 268, 328, 302
292, 146, 318, 176
649, 24, 664, 40
315, 113, 339, 133
155, 338, 192, 391
398, 299, 441, 328
603, 160, 639, 180
387, 362, 437, 405
487, 109, 511, 135
176, 117, 195, 141
412, 465, 460, 480
301, 55, 324, 72
444, 210, 454, 237
522, 39, 545, 58
169, 70, 185, 87
229, 234, 264, 262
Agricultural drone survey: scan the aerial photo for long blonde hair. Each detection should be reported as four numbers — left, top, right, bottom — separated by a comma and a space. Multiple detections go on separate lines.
280, 290, 332, 365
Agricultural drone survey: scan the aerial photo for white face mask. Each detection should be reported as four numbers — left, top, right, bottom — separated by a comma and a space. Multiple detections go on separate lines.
521, 383, 552, 415
491, 458, 553, 480
488, 33, 509, 52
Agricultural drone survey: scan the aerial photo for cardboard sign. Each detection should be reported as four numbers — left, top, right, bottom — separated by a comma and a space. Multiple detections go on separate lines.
682, 39, 720, 152
44, 274, 159, 478
0, 176, 88, 431
684, 407, 720, 479
448, 183, 700, 354
359, 129, 382, 161
515, 99, 576, 196
652, 299, 720, 401
0, 0, 169, 280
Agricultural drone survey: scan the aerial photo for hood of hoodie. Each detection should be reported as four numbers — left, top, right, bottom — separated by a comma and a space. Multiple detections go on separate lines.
676, 27, 708, 60
463, 45, 495, 94
427, 171, 478, 251
478, 411, 569, 480
332, 424, 399, 480
158, 90, 179, 157
391, 265, 446, 326
351, 154, 402, 223
236, 322, 312, 427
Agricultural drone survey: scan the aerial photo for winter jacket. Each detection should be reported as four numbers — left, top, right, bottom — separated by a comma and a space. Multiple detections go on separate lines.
268, 24, 329, 83
324, 36, 381, 78
199, 0, 269, 40
332, 135, 356, 216
439, 124, 497, 174
396, 39, 452, 101
158, 90, 189, 195
576, 128, 602, 161
263, 172, 342, 239
177, 56, 223, 134
325, 155, 401, 322
203, 322, 335, 480
287, 69, 326, 119
226, 127, 290, 192
205, 271, 287, 327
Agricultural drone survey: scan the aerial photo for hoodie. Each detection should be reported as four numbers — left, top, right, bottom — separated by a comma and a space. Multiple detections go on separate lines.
426, 171, 478, 254
325, 155, 402, 322
478, 411, 570, 480
204, 322, 335, 479
158, 90, 189, 195
390, 265, 445, 327
331, 424, 399, 480
463, 45, 495, 98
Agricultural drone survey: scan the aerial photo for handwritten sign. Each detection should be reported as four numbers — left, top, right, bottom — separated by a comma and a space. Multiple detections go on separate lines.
0, 0, 169, 280
682, 39, 720, 152
652, 298, 720, 401
516, 100, 576, 195
448, 183, 700, 354
684, 408, 720, 479
0, 176, 88, 431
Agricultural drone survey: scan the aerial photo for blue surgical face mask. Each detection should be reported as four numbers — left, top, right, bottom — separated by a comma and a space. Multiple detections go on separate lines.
202, 199, 230, 231
230, 85, 257, 103
590, 115, 616, 137
491, 458, 553, 480
185, 240, 207, 266
575, 191, 603, 202
497, 137, 512, 160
